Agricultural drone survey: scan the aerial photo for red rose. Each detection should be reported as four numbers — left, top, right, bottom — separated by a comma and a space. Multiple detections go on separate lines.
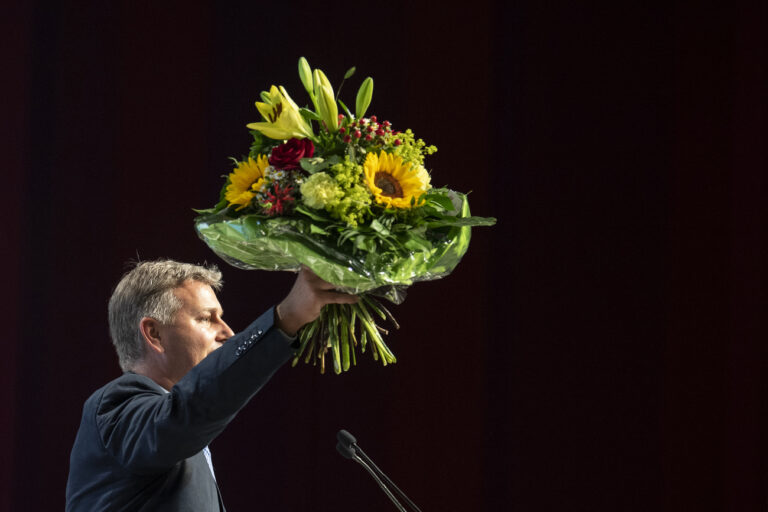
269, 138, 314, 170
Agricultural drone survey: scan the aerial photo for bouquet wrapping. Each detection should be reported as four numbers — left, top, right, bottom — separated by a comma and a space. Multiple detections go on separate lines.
195, 58, 494, 373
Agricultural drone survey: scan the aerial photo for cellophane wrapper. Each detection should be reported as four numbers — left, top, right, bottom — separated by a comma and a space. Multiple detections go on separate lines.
194, 191, 472, 304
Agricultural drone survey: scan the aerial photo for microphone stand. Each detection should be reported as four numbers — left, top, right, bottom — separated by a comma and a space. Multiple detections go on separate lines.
336, 430, 423, 512
337, 442, 407, 512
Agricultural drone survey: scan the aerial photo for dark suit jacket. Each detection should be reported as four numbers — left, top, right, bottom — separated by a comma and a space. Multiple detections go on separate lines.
66, 307, 295, 511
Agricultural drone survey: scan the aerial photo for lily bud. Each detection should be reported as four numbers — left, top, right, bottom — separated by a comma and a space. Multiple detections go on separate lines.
316, 82, 339, 132
298, 57, 314, 99
313, 68, 332, 91
313, 69, 338, 132
356, 77, 373, 119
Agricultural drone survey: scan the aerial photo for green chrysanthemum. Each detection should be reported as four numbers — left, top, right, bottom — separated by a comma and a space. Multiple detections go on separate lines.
300, 172, 342, 209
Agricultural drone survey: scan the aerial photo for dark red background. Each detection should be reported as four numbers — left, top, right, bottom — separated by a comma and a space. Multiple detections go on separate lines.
2, 1, 765, 511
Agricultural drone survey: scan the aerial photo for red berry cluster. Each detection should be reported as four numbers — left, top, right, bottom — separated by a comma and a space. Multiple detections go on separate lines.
338, 115, 400, 146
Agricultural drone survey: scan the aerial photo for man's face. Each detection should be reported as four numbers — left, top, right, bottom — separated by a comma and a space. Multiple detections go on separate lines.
156, 280, 234, 383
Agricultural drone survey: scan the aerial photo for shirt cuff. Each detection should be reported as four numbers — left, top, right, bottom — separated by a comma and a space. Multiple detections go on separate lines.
276, 327, 297, 342
273, 306, 298, 344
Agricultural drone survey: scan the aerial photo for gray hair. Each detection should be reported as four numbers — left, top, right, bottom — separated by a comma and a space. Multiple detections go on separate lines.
108, 259, 223, 371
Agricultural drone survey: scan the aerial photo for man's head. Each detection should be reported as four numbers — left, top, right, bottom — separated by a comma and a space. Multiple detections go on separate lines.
108, 260, 230, 375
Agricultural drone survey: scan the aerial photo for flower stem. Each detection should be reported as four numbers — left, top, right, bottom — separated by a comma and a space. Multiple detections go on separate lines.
294, 293, 399, 373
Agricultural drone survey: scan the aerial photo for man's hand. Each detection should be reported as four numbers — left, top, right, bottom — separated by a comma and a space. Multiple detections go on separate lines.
275, 267, 359, 336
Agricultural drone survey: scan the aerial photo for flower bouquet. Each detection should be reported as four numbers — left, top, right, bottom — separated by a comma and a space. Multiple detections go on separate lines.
195, 57, 495, 374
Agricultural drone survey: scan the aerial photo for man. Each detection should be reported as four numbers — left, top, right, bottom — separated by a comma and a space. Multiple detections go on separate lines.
65, 260, 356, 511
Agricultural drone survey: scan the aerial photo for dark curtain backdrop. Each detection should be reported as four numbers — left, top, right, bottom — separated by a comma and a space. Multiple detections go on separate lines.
2, 1, 765, 511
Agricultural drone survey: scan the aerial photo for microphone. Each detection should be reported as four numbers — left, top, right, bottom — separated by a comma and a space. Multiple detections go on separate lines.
335, 440, 356, 460
337, 429, 357, 447
335, 429, 422, 512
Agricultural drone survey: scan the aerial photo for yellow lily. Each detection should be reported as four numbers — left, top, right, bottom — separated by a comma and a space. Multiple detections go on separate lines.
247, 85, 314, 140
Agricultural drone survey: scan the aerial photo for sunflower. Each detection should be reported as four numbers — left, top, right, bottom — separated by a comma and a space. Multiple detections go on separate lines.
363, 151, 431, 209
225, 155, 269, 210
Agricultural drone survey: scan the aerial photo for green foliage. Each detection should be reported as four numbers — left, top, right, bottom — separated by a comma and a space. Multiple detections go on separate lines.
334, 66, 357, 103
337, 99, 353, 119
249, 130, 279, 158
313, 129, 347, 158
299, 108, 322, 122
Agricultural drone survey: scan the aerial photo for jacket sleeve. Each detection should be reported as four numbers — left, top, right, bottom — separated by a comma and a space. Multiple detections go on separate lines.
95, 306, 295, 474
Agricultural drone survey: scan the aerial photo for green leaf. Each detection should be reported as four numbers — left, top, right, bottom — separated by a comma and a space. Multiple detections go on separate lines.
370, 219, 390, 236
337, 99, 353, 119
299, 157, 329, 173
300, 108, 322, 121
426, 216, 497, 228
338, 229, 358, 248
249, 130, 278, 157
310, 224, 329, 235
426, 193, 455, 211
402, 235, 433, 251
296, 204, 331, 222
355, 235, 376, 252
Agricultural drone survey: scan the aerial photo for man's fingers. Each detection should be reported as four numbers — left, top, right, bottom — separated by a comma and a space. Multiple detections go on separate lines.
278, 270, 360, 334
321, 290, 359, 305
299, 267, 339, 291
314, 280, 339, 291
300, 267, 354, 294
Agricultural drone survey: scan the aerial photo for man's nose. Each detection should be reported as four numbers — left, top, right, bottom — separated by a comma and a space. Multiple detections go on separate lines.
218, 321, 235, 341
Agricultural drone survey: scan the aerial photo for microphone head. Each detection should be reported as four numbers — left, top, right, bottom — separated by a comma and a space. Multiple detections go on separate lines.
337, 429, 357, 447
336, 441, 356, 459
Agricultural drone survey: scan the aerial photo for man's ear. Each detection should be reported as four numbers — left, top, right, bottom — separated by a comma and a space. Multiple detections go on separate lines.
139, 317, 165, 354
